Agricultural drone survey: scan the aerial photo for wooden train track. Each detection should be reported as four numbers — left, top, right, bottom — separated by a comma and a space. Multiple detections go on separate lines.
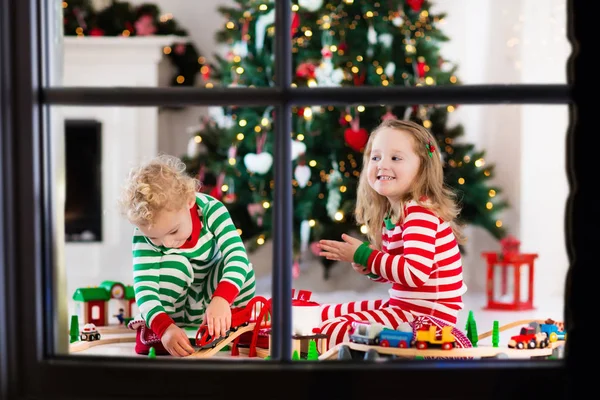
477, 319, 548, 340
185, 323, 257, 358
69, 335, 136, 353
318, 340, 562, 360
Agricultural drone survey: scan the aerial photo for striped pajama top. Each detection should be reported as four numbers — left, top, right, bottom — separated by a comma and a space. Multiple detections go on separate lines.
131, 193, 254, 335
354, 200, 467, 325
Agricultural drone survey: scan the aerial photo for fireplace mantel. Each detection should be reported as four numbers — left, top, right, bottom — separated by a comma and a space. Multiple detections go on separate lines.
62, 35, 180, 86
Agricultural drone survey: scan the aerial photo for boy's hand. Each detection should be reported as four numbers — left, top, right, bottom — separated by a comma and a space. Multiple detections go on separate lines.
161, 324, 195, 357
318, 234, 363, 263
352, 262, 370, 275
205, 296, 231, 338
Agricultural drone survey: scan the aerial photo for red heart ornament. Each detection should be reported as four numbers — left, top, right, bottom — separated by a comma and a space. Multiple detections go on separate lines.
344, 127, 369, 152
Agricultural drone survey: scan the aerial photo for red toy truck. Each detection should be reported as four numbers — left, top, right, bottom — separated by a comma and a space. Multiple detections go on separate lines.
508, 326, 549, 349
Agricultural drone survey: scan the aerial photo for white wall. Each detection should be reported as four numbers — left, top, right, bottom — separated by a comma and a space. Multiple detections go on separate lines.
70, 0, 570, 302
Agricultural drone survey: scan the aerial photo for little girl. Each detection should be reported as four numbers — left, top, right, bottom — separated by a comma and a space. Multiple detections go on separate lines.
318, 119, 467, 350
118, 154, 255, 357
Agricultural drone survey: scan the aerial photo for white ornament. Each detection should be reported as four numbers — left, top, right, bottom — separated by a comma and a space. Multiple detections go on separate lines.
291, 140, 307, 160
367, 25, 377, 45
315, 59, 345, 87
326, 161, 343, 220
244, 152, 273, 174
255, 9, 275, 53
232, 41, 248, 58
298, 0, 323, 12
392, 16, 404, 27
385, 62, 396, 77
208, 107, 235, 129
294, 164, 311, 188
378, 33, 394, 48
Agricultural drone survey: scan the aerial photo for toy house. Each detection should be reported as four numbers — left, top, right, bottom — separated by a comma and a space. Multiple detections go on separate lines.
73, 280, 136, 326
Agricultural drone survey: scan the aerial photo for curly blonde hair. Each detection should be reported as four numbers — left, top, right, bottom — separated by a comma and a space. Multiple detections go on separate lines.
355, 119, 465, 250
118, 154, 199, 227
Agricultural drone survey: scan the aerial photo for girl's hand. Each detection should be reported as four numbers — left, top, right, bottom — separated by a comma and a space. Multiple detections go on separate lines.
161, 324, 195, 357
204, 296, 232, 338
318, 234, 363, 264
352, 262, 370, 275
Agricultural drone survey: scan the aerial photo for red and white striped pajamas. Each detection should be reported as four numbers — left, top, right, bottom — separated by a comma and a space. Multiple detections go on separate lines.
318, 201, 467, 350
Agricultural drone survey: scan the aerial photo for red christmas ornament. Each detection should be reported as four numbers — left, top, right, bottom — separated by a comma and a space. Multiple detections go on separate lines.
291, 12, 300, 36
417, 57, 427, 78
344, 126, 369, 152
321, 47, 332, 58
407, 0, 424, 12
353, 71, 366, 86
89, 27, 104, 36
296, 62, 316, 79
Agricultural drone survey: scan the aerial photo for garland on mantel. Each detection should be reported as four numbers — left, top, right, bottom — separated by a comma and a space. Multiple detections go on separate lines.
63, 0, 211, 87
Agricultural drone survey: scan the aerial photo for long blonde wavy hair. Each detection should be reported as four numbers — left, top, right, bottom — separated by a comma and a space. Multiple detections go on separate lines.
118, 154, 199, 227
355, 119, 465, 250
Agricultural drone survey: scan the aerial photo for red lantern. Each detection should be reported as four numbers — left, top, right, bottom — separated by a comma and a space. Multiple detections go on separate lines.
481, 236, 537, 311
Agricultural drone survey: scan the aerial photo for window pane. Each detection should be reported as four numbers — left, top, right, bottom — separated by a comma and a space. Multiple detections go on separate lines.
51, 104, 273, 360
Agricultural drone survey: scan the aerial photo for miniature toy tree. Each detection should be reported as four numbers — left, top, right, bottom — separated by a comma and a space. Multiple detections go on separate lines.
306, 339, 320, 361
183, 0, 509, 280
292, 350, 301, 361
492, 320, 500, 348
465, 310, 478, 347
148, 347, 156, 359
69, 315, 80, 343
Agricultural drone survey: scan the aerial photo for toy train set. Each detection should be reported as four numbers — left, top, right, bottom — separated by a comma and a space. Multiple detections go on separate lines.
68, 287, 567, 361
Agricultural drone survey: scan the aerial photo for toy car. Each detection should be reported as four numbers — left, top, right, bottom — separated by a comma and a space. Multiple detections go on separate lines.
80, 323, 101, 341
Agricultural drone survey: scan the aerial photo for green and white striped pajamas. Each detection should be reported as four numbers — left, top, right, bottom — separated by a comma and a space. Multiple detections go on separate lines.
131, 193, 255, 329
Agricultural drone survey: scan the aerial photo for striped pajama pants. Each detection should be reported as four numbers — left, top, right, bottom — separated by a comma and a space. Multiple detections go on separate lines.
318, 299, 417, 350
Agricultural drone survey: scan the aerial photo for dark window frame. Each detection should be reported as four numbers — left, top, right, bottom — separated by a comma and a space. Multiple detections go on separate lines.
0, 0, 587, 398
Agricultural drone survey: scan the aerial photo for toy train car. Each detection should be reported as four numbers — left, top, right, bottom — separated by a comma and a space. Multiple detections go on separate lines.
80, 323, 101, 342
348, 321, 414, 348
414, 325, 455, 350
508, 326, 549, 349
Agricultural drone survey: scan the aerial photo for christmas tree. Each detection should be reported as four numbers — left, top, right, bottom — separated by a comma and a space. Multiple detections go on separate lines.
62, 0, 210, 87
465, 310, 478, 347
306, 339, 320, 360
69, 315, 80, 343
492, 320, 500, 348
184, 0, 508, 279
